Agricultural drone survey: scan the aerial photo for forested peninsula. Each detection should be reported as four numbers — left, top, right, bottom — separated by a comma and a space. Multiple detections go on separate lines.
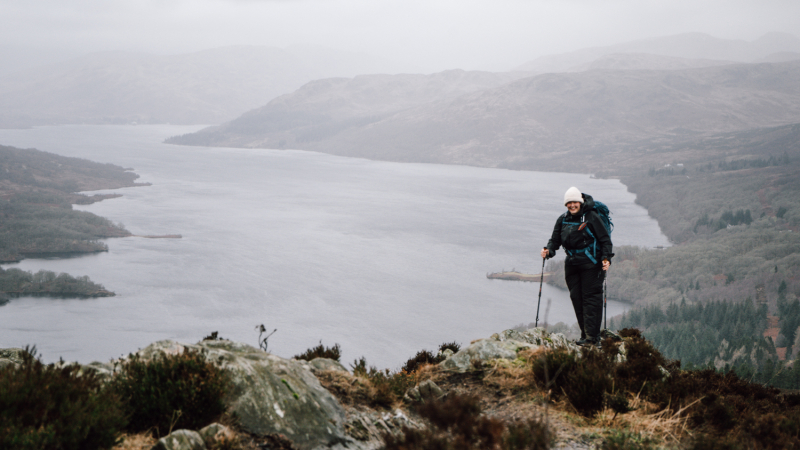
548, 123, 800, 388
0, 144, 145, 303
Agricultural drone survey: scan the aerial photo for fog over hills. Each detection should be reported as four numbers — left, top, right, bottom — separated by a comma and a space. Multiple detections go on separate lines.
0, 45, 397, 128
579, 53, 738, 72
515, 32, 800, 73
167, 69, 529, 147
169, 60, 800, 171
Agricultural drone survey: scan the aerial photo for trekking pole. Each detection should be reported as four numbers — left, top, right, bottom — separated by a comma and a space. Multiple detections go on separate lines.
603, 269, 608, 332
535, 256, 546, 328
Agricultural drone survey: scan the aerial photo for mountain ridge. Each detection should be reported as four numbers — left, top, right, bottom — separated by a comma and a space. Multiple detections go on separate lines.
168, 60, 800, 171
514, 32, 800, 73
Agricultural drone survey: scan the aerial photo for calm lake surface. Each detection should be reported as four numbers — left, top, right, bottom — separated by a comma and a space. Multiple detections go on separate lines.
0, 125, 670, 368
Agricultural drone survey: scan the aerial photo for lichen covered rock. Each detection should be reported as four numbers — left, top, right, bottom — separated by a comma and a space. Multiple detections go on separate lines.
134, 340, 350, 450
152, 429, 206, 450
306, 357, 349, 374
404, 379, 444, 404
0, 347, 25, 369
198, 423, 235, 448
439, 328, 577, 372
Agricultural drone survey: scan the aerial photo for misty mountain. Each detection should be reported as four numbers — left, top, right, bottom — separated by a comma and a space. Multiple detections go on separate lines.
0, 45, 398, 128
755, 52, 800, 63
165, 69, 529, 147
578, 53, 737, 72
515, 32, 800, 73
0, 45, 83, 77
168, 61, 800, 171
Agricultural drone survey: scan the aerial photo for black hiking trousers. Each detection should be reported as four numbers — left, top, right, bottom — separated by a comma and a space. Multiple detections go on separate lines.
565, 262, 605, 341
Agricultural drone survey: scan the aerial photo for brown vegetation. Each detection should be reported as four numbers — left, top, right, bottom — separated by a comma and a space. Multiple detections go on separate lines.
316, 330, 800, 449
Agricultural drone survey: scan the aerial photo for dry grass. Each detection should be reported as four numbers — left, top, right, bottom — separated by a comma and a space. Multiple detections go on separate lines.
482, 359, 534, 393
475, 344, 697, 447
413, 363, 446, 385
112, 433, 157, 450
591, 392, 700, 446
316, 369, 376, 407
316, 363, 447, 410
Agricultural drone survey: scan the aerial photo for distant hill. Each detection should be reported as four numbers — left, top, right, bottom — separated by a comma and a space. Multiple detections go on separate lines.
579, 53, 736, 72
0, 45, 397, 128
755, 52, 800, 63
165, 69, 529, 148
515, 32, 800, 73
167, 61, 800, 171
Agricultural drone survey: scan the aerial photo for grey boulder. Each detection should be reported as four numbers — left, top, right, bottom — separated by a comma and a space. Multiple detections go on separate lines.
133, 340, 350, 450
0, 347, 26, 369
198, 423, 235, 448
306, 357, 349, 374
152, 429, 206, 450
404, 379, 444, 404
439, 328, 577, 372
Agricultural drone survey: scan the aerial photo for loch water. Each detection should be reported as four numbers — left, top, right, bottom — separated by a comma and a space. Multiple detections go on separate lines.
0, 125, 670, 368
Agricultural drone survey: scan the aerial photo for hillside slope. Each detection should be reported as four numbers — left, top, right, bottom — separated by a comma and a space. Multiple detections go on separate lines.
169, 61, 800, 171
165, 69, 528, 148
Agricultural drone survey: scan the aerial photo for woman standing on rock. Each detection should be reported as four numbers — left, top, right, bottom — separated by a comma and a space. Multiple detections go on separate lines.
540, 187, 613, 347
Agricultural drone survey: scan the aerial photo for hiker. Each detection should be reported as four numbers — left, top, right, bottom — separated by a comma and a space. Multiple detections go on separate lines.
540, 187, 613, 347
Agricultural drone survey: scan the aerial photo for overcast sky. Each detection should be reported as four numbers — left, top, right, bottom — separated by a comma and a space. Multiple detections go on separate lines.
2, 0, 799, 72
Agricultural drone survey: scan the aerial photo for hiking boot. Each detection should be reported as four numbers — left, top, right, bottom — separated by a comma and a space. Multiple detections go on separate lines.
580, 337, 601, 349
576, 338, 589, 346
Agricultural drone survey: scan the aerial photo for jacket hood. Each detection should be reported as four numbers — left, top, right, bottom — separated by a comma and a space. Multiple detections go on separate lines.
582, 193, 596, 212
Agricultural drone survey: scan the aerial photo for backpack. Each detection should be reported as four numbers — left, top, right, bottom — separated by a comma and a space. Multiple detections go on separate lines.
592, 200, 614, 236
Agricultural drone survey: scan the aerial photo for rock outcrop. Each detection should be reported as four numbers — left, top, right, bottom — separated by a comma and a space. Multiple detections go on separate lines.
133, 340, 352, 450
0, 347, 25, 370
1, 328, 589, 449
152, 429, 206, 450
440, 328, 577, 372
403, 379, 445, 404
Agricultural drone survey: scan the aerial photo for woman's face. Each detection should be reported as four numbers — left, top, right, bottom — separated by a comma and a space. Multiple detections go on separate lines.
566, 201, 581, 215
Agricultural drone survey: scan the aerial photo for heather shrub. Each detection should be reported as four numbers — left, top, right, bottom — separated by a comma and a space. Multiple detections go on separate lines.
613, 329, 668, 397
111, 349, 230, 436
529, 341, 623, 416
293, 341, 341, 362
601, 430, 656, 450
503, 420, 552, 450
561, 349, 614, 416
0, 347, 126, 450
350, 356, 414, 408
402, 342, 461, 373
383, 394, 551, 449
529, 347, 580, 398
438, 341, 461, 354
402, 349, 439, 373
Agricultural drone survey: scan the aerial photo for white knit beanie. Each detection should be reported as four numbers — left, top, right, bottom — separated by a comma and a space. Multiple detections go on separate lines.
564, 187, 583, 206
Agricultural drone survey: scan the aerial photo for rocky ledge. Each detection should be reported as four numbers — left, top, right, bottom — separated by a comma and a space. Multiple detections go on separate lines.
1, 328, 604, 450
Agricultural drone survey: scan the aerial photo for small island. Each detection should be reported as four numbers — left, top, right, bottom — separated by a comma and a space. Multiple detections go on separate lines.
0, 267, 114, 306
487, 270, 552, 282
0, 144, 149, 301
